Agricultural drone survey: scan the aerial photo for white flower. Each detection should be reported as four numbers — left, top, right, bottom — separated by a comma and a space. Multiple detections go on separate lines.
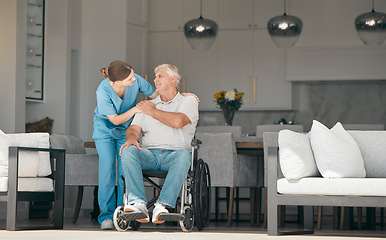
225, 91, 236, 101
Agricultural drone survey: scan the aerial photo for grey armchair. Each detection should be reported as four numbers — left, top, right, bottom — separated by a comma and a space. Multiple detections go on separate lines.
196, 132, 258, 227
50, 134, 99, 223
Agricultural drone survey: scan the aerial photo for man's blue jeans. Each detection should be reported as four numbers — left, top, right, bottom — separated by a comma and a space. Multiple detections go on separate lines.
121, 145, 191, 208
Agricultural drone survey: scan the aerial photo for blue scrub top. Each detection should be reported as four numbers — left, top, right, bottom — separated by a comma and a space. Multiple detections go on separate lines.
93, 73, 155, 140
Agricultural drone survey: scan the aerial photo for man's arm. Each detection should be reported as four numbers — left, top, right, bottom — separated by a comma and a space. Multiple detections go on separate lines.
119, 124, 142, 154
137, 101, 191, 129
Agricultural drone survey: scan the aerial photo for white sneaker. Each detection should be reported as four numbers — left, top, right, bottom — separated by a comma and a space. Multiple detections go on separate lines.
124, 202, 149, 223
100, 219, 114, 230
152, 202, 169, 224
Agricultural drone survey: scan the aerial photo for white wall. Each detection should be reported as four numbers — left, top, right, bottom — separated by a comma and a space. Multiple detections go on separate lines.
0, 0, 26, 133
78, 0, 128, 141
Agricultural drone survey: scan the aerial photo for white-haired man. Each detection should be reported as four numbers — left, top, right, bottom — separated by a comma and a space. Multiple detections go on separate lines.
120, 64, 199, 224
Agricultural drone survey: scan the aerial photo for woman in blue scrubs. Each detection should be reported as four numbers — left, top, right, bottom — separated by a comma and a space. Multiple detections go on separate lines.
93, 60, 157, 229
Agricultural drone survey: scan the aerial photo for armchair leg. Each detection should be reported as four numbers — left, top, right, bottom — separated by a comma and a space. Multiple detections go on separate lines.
227, 187, 234, 228
303, 206, 314, 233
72, 186, 84, 223
267, 203, 279, 235
6, 196, 17, 231
6, 147, 18, 231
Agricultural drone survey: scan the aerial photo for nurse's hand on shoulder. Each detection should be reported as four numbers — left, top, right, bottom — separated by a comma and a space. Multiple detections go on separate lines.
137, 100, 156, 115
119, 139, 142, 155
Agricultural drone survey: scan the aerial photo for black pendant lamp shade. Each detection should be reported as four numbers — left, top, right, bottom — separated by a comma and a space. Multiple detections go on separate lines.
355, 0, 386, 45
267, 0, 303, 48
184, 0, 218, 51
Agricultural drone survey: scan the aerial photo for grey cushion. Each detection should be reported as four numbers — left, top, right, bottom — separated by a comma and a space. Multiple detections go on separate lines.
50, 134, 86, 154
50, 134, 98, 186
196, 132, 258, 187
343, 124, 384, 130
349, 131, 386, 178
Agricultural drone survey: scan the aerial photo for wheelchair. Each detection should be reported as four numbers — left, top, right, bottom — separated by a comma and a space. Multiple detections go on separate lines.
113, 138, 211, 232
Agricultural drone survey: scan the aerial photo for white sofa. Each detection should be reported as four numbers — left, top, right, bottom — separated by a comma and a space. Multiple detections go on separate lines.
265, 130, 386, 235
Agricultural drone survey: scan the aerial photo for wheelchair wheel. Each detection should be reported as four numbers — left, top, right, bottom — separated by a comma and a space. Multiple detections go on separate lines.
113, 205, 130, 232
193, 159, 211, 231
179, 206, 194, 232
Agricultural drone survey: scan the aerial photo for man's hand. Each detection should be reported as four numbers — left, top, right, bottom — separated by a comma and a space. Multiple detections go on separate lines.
119, 137, 142, 155
137, 100, 156, 115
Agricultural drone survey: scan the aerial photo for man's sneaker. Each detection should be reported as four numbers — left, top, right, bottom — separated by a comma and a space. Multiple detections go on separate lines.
152, 202, 169, 224
100, 219, 114, 230
124, 202, 149, 223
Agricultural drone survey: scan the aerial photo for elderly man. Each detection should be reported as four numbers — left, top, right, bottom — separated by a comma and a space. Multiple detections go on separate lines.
119, 64, 199, 224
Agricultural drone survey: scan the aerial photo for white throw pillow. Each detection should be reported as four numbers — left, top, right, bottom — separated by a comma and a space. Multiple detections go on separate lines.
279, 130, 320, 180
309, 120, 366, 178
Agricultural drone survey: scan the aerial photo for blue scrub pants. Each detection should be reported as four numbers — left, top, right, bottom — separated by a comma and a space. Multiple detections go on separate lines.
95, 137, 126, 224
121, 145, 191, 208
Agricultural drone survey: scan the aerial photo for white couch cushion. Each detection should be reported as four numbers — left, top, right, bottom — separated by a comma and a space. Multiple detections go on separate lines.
278, 130, 319, 180
0, 176, 53, 192
277, 177, 386, 196
310, 120, 366, 178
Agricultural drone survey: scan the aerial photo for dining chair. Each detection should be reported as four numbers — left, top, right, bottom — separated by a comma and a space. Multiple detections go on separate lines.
196, 132, 259, 227
196, 126, 242, 138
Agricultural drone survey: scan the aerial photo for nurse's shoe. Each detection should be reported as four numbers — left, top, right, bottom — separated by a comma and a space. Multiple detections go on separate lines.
100, 219, 114, 230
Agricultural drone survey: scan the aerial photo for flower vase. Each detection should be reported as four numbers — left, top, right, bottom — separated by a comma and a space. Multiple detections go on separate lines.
222, 108, 236, 126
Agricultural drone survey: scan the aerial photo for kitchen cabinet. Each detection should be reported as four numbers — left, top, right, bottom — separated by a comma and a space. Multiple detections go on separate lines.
147, 31, 184, 80
218, 29, 291, 110
148, 0, 184, 31
147, 0, 292, 110
127, 0, 147, 27
218, 0, 287, 30
183, 38, 218, 110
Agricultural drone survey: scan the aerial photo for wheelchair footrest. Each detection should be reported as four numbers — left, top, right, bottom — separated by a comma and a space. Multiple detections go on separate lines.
121, 212, 147, 222
158, 213, 185, 222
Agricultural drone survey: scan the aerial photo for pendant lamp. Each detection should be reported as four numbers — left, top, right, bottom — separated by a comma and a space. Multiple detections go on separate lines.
183, 0, 218, 51
267, 0, 303, 48
355, 0, 386, 45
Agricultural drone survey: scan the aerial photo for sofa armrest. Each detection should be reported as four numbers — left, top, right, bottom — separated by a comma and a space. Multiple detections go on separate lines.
267, 146, 279, 196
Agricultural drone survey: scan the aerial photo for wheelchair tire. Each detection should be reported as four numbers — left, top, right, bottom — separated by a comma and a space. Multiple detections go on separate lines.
193, 159, 211, 231
179, 206, 194, 232
113, 205, 130, 232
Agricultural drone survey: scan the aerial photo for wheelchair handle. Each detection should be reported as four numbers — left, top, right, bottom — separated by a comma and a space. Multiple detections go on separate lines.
191, 138, 202, 147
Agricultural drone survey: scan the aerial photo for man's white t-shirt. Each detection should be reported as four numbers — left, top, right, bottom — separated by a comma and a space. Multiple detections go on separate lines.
131, 93, 199, 150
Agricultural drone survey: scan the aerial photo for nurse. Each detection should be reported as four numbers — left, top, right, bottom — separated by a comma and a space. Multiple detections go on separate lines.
93, 60, 157, 230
